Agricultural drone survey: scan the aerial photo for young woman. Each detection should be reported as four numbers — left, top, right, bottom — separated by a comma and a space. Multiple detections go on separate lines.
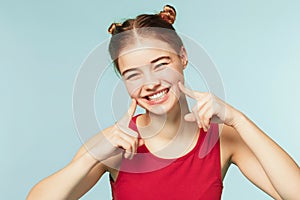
27, 5, 300, 200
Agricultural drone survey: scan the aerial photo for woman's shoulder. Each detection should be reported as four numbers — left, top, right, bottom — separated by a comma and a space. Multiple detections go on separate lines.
102, 154, 123, 181
219, 124, 248, 165
218, 124, 241, 176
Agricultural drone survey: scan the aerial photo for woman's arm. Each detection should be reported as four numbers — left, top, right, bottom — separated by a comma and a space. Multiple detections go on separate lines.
27, 99, 143, 199
229, 111, 300, 200
221, 124, 283, 199
178, 82, 300, 199
26, 145, 106, 200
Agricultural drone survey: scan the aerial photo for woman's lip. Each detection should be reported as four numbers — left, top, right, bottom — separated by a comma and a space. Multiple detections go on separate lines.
143, 88, 170, 105
142, 88, 170, 99
142, 88, 165, 99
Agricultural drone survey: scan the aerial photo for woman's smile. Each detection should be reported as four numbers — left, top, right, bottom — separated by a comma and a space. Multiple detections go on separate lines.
142, 88, 170, 105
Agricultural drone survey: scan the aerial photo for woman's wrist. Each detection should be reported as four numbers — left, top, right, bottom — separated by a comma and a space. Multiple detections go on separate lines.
227, 106, 246, 129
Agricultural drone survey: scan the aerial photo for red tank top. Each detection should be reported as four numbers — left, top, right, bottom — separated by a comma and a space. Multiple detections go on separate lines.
110, 116, 223, 200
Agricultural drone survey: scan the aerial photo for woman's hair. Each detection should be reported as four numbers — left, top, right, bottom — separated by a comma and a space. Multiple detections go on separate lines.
108, 5, 184, 74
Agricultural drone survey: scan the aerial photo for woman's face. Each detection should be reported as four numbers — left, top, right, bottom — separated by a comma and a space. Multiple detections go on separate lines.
118, 38, 187, 115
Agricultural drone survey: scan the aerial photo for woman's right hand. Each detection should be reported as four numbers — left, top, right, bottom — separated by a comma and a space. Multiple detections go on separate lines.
26, 101, 142, 200
87, 99, 144, 161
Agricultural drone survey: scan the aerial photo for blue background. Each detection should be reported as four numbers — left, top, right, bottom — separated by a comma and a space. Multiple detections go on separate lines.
1, 0, 299, 199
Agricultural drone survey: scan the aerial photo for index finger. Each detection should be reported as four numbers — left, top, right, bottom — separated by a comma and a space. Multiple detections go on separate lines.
178, 81, 197, 99
117, 98, 137, 129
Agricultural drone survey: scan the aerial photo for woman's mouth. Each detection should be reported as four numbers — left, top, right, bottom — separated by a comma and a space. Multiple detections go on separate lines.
144, 88, 170, 105
147, 89, 168, 100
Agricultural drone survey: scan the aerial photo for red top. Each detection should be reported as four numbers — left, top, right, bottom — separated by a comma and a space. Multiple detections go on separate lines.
110, 116, 223, 200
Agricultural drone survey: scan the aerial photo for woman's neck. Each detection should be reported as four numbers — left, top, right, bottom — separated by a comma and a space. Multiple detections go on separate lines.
136, 95, 199, 157
137, 95, 193, 141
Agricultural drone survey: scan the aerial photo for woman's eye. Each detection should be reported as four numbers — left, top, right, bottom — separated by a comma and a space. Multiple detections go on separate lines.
154, 62, 168, 70
126, 73, 139, 80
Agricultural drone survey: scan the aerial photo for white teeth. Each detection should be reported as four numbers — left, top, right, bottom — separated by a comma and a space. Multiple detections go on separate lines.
148, 89, 168, 101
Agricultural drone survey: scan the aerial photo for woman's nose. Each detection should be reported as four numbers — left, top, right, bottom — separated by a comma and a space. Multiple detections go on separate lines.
143, 73, 160, 90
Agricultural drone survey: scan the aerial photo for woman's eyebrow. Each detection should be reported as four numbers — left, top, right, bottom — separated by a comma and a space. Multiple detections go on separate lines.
150, 56, 171, 63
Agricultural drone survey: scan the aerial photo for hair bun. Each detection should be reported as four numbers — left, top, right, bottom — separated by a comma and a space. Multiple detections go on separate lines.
108, 23, 122, 34
159, 5, 176, 24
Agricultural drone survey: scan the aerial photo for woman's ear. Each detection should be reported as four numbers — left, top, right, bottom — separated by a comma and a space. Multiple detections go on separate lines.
179, 46, 188, 69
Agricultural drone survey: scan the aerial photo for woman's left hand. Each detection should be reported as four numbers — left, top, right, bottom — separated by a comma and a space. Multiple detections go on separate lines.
178, 81, 239, 131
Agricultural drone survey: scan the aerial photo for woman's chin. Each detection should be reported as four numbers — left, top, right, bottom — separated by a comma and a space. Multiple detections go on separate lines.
137, 97, 177, 116
149, 106, 169, 115
138, 103, 168, 115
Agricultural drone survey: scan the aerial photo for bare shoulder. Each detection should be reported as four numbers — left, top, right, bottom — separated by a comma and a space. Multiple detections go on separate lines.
219, 123, 256, 165
219, 124, 243, 178
219, 124, 241, 150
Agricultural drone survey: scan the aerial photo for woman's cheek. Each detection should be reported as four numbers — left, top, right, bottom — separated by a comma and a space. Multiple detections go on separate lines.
125, 82, 146, 109
124, 81, 142, 98
159, 68, 184, 99
159, 67, 184, 85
